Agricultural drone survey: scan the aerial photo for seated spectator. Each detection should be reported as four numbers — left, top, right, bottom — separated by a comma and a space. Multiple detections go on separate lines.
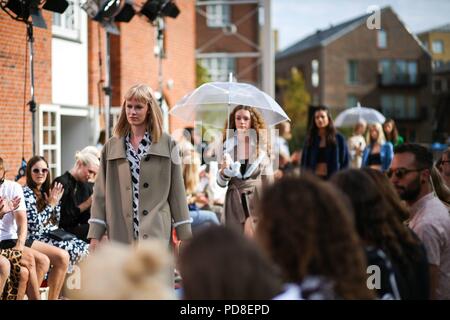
0, 157, 50, 300
182, 151, 219, 233
68, 240, 175, 300
54, 147, 99, 242
256, 174, 373, 299
24, 156, 86, 283
178, 225, 283, 299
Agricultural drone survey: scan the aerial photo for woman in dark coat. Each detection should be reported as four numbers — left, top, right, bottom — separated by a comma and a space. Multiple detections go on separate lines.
301, 106, 349, 179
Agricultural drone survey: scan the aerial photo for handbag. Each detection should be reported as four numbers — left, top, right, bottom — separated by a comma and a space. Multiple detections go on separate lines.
48, 228, 77, 241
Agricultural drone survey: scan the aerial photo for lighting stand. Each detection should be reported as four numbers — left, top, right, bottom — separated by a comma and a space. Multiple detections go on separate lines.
26, 22, 37, 155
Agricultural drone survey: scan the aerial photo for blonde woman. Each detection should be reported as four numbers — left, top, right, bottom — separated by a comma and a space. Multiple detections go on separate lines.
362, 123, 394, 172
53, 146, 100, 242
88, 84, 192, 251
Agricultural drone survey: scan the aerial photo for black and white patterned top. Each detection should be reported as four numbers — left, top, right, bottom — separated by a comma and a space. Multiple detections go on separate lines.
125, 131, 151, 240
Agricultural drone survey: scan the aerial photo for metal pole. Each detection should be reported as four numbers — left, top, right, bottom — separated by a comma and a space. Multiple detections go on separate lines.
261, 0, 274, 97
104, 31, 112, 140
27, 23, 37, 155
156, 17, 164, 108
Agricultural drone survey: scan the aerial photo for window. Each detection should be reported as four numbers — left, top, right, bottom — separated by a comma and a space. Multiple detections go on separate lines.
381, 95, 417, 119
206, 4, 230, 27
434, 79, 443, 93
311, 59, 319, 87
52, 0, 81, 40
199, 57, 235, 82
39, 107, 60, 178
347, 60, 358, 84
432, 40, 444, 54
378, 29, 387, 48
379, 60, 418, 84
347, 95, 358, 108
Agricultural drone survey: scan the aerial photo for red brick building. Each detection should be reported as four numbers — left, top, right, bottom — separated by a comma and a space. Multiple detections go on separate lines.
196, 0, 261, 85
276, 7, 433, 143
0, 1, 196, 179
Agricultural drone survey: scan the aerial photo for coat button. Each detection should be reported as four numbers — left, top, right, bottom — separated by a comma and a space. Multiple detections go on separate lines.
143, 210, 149, 216
143, 234, 148, 239
143, 182, 149, 188
144, 155, 150, 161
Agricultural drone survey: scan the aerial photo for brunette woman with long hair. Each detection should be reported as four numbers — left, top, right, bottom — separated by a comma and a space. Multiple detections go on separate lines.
332, 169, 429, 299
256, 174, 373, 299
301, 106, 349, 179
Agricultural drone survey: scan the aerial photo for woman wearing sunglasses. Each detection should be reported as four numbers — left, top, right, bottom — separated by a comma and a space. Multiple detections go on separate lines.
23, 156, 90, 298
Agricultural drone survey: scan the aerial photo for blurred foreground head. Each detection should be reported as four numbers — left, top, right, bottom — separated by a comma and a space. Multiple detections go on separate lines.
69, 240, 174, 300
178, 225, 283, 299
256, 173, 373, 299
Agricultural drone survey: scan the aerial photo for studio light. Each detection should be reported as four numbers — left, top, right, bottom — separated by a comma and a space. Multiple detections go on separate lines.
82, 0, 136, 34
1, 0, 69, 28
141, 0, 179, 23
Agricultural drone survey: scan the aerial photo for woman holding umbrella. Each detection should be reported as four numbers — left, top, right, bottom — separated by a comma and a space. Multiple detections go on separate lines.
217, 105, 273, 234
301, 106, 349, 179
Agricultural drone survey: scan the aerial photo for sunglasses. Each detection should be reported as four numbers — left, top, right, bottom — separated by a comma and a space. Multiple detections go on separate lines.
32, 168, 49, 174
386, 167, 425, 179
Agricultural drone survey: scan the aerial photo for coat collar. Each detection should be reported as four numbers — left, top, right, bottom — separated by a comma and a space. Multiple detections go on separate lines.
106, 133, 171, 160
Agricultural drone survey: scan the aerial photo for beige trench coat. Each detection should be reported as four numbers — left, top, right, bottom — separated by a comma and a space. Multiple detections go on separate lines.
88, 132, 192, 244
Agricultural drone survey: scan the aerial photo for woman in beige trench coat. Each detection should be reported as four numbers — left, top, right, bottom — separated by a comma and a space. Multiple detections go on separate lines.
88, 84, 192, 250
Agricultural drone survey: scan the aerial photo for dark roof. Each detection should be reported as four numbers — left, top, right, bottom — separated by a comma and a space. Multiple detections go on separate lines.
418, 23, 450, 35
276, 11, 372, 60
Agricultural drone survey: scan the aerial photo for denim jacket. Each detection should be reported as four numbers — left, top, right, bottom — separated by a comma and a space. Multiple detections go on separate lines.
361, 142, 394, 172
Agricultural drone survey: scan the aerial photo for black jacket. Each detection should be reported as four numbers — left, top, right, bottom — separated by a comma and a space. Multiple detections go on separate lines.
53, 171, 93, 230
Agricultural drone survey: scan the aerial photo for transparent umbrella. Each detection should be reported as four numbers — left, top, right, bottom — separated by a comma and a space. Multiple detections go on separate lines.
334, 102, 386, 127
170, 81, 290, 127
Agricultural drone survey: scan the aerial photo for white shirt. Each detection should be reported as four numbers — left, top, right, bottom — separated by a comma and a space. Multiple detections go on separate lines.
348, 134, 366, 169
0, 180, 26, 241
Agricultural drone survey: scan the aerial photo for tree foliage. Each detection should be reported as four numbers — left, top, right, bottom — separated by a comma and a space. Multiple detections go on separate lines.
196, 62, 211, 87
277, 67, 311, 150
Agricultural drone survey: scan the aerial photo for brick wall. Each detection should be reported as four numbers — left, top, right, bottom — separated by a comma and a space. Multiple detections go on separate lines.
196, 3, 260, 85
88, 0, 196, 133
0, 11, 52, 179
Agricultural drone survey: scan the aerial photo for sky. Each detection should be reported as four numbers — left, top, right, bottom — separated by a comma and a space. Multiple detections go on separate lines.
272, 0, 450, 51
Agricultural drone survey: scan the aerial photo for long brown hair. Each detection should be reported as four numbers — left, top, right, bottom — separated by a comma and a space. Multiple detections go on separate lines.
256, 174, 373, 299
26, 156, 51, 212
223, 105, 269, 157
383, 118, 399, 144
332, 169, 423, 283
179, 225, 283, 299
114, 84, 163, 143
306, 106, 337, 147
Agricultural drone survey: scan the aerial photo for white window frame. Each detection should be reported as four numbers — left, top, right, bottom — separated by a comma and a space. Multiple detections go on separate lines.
199, 56, 235, 82
39, 104, 61, 178
52, 0, 81, 41
311, 59, 319, 88
206, 4, 231, 28
432, 40, 444, 54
